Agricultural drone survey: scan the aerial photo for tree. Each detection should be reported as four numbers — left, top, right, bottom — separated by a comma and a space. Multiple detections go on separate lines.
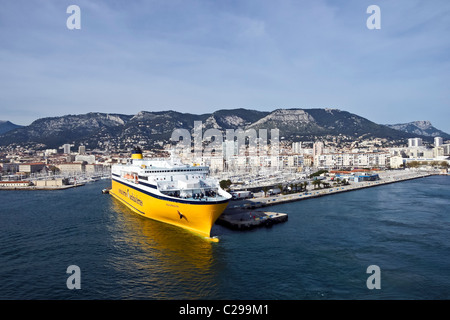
262, 186, 269, 197
277, 183, 284, 195
220, 179, 232, 190
312, 180, 320, 189
303, 181, 309, 191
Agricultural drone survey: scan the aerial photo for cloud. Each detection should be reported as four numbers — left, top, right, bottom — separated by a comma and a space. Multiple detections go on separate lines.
0, 0, 449, 133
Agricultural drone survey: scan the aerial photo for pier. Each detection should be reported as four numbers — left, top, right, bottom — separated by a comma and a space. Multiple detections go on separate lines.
218, 169, 437, 231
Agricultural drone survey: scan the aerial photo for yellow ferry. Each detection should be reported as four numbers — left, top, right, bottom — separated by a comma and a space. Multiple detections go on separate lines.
109, 147, 231, 239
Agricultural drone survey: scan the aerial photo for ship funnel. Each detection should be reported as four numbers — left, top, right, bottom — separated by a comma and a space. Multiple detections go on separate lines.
131, 146, 143, 159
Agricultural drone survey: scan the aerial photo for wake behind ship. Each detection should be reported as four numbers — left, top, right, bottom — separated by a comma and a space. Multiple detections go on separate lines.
109, 147, 231, 239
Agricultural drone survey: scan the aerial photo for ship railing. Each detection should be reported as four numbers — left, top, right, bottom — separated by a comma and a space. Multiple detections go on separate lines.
161, 187, 224, 201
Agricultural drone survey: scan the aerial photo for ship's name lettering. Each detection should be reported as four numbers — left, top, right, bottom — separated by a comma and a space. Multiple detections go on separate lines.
119, 188, 143, 206
129, 193, 143, 206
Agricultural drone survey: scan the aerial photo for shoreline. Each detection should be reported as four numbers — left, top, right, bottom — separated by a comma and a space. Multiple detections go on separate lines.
225, 170, 438, 211
0, 184, 85, 191
218, 170, 442, 230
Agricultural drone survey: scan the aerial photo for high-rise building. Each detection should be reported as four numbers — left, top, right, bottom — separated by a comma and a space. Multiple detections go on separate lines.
292, 142, 302, 154
408, 138, 423, 148
313, 141, 324, 157
434, 137, 443, 147
62, 144, 73, 154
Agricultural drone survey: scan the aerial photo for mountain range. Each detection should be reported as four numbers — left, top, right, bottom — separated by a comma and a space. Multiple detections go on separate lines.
385, 121, 450, 139
0, 108, 448, 150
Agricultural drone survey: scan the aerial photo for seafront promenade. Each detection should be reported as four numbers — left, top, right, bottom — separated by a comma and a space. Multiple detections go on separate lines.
218, 169, 440, 230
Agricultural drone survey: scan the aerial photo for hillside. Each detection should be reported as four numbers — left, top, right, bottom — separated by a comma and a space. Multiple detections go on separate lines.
0, 108, 440, 150
0, 120, 22, 135
385, 121, 450, 139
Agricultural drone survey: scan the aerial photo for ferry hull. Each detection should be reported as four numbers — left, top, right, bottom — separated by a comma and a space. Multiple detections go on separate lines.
110, 179, 229, 238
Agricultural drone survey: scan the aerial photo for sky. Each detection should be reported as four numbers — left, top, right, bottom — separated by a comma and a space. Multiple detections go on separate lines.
0, 0, 449, 133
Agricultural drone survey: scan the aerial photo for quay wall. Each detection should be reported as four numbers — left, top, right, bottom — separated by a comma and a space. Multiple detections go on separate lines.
225, 171, 437, 211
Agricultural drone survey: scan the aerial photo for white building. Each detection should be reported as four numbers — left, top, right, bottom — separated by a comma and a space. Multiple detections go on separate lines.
390, 156, 405, 169
78, 145, 86, 155
75, 154, 96, 164
62, 144, 74, 154
408, 138, 423, 148
434, 137, 443, 147
313, 141, 324, 157
315, 152, 390, 169
292, 142, 302, 154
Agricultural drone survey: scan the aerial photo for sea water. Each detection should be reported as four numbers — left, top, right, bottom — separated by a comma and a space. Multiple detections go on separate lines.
1, 175, 449, 299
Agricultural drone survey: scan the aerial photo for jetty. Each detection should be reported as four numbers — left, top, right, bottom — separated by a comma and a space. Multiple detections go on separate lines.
217, 169, 437, 231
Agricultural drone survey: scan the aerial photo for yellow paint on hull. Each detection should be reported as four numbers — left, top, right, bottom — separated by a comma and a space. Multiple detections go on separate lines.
110, 180, 229, 238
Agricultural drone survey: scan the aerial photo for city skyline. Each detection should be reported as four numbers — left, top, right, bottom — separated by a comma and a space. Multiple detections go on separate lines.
1, 0, 449, 133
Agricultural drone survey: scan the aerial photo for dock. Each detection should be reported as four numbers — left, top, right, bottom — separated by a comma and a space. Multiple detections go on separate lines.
217, 170, 438, 231
0, 183, 85, 191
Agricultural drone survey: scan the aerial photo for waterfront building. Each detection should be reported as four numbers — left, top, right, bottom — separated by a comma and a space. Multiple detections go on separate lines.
57, 163, 85, 173
85, 164, 105, 174
1, 163, 20, 173
33, 179, 67, 187
315, 152, 390, 169
75, 154, 96, 164
408, 147, 433, 158
0, 181, 32, 188
19, 162, 46, 174
390, 156, 405, 169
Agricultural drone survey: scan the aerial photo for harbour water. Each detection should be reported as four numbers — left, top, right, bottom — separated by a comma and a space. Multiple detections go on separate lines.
1, 175, 449, 300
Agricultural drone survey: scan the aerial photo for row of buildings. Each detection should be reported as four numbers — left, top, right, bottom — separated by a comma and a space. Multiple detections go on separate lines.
178, 136, 450, 172
1, 136, 449, 179
1, 162, 106, 175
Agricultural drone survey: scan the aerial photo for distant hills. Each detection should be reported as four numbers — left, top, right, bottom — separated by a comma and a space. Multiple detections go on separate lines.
0, 109, 448, 150
0, 120, 22, 135
385, 121, 450, 140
